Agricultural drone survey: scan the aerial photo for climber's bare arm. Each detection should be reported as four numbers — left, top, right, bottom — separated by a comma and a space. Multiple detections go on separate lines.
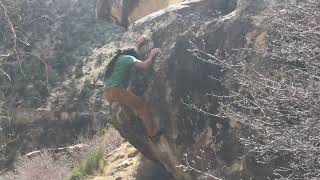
121, 36, 147, 52
135, 36, 147, 50
135, 48, 160, 70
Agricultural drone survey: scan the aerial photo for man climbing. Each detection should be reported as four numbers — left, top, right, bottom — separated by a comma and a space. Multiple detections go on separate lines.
103, 36, 162, 141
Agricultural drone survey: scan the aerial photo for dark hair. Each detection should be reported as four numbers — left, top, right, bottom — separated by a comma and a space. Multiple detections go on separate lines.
121, 48, 139, 58
103, 48, 139, 81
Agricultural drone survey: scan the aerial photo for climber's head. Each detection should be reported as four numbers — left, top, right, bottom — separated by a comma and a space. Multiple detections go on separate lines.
121, 47, 139, 59
117, 36, 146, 59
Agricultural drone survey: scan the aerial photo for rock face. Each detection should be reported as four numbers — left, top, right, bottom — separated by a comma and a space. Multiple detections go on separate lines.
108, 0, 272, 179
96, 0, 182, 28
1, 0, 277, 178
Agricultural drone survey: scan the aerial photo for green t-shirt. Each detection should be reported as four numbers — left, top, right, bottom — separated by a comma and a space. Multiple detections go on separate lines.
104, 55, 137, 88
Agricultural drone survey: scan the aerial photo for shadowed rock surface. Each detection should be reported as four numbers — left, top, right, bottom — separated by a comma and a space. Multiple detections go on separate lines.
107, 0, 274, 179
1, 0, 297, 179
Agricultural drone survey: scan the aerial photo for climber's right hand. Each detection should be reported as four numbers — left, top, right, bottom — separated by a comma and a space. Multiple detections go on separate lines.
150, 48, 161, 59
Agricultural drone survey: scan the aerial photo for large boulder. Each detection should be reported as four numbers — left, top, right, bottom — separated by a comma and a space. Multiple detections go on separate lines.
108, 0, 272, 179
96, 0, 183, 28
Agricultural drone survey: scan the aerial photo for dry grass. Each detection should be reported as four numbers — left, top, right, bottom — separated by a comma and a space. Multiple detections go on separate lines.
4, 152, 71, 180
3, 127, 123, 180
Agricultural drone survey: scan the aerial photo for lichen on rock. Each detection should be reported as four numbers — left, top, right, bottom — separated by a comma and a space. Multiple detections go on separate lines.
106, 0, 275, 179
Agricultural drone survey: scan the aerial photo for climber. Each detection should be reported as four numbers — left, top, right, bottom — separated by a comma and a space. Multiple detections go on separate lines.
103, 36, 162, 141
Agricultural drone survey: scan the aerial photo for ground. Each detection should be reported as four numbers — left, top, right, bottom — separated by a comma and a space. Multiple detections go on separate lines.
89, 143, 173, 180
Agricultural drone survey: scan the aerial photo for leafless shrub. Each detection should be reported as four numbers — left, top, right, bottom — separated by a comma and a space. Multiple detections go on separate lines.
4, 152, 71, 180
76, 127, 124, 160
3, 127, 123, 180
66, 128, 123, 179
178, 153, 222, 180
103, 127, 124, 153
189, 0, 320, 179
0, 0, 48, 169
0, 0, 49, 83
0, 0, 13, 166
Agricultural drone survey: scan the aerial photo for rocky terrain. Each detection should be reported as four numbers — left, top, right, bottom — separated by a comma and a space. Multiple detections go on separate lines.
108, 0, 270, 179
1, 0, 320, 179
0, 0, 185, 173
0, 0, 124, 170
107, 0, 320, 179
89, 143, 173, 180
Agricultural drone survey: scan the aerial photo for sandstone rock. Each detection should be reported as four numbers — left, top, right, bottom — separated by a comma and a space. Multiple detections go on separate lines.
107, 0, 273, 179
89, 142, 173, 180
97, 0, 183, 28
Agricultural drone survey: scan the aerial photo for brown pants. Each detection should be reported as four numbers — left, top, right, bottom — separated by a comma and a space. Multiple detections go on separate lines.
104, 87, 158, 137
